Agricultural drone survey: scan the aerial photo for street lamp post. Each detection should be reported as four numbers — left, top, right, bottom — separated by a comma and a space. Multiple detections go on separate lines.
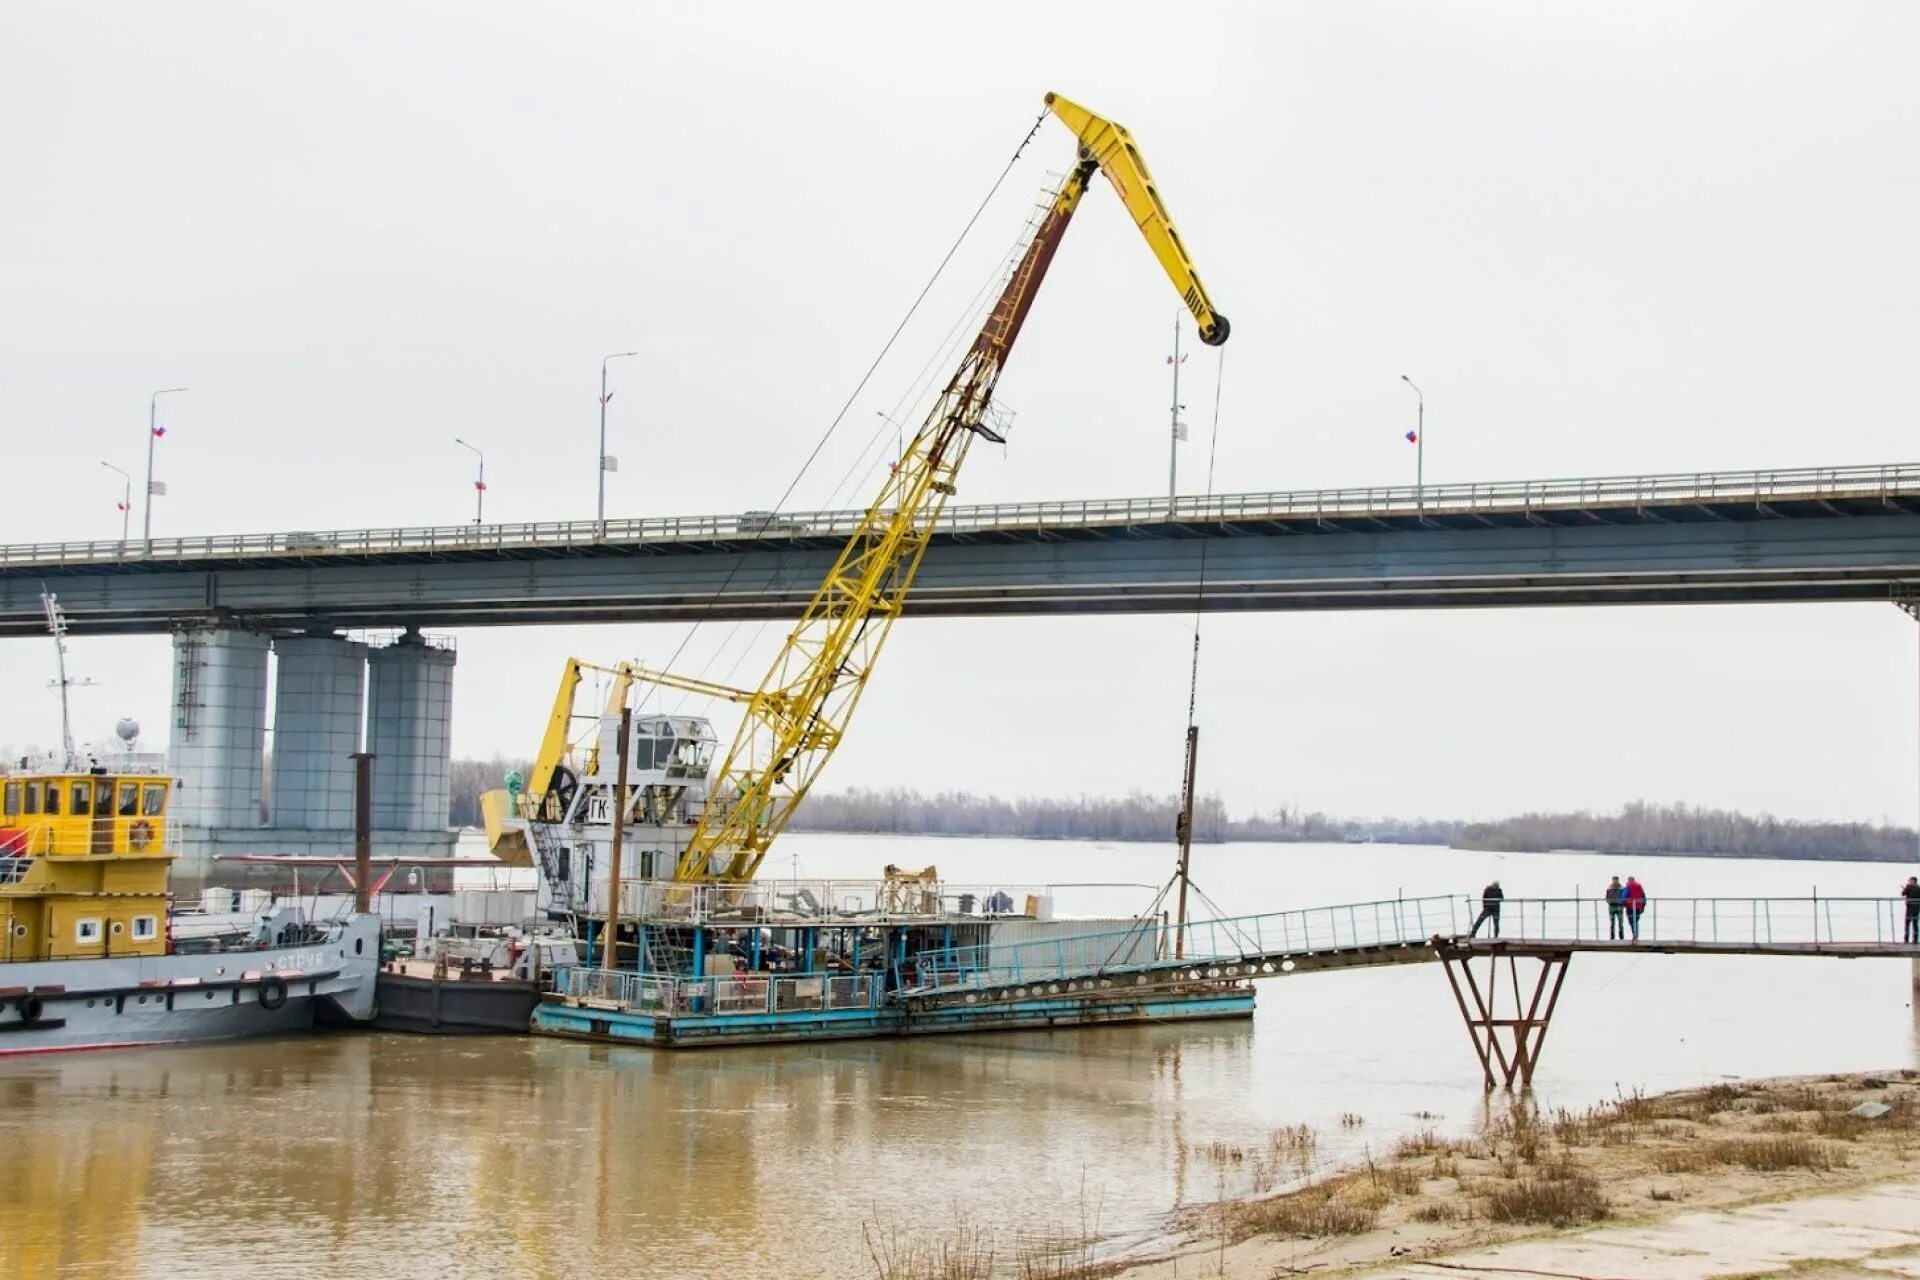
1400, 375, 1425, 514
598, 351, 638, 533
101, 461, 132, 544
144, 387, 188, 547
454, 437, 486, 525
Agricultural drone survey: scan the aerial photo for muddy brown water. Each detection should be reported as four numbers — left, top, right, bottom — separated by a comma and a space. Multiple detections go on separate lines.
4, 836, 1917, 1278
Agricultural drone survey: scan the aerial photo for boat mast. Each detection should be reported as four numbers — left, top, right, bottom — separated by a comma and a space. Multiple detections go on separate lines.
41, 591, 79, 771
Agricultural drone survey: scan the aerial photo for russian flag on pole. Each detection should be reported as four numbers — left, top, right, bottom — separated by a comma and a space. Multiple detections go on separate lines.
1404, 430, 1418, 443
475, 480, 487, 492
151, 425, 167, 438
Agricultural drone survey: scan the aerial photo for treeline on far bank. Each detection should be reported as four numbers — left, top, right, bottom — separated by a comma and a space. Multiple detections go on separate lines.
443, 761, 1918, 861
1454, 801, 1919, 863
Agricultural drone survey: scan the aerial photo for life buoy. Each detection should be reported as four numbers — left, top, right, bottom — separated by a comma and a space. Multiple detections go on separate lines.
257, 977, 288, 1011
128, 819, 155, 850
20, 994, 44, 1022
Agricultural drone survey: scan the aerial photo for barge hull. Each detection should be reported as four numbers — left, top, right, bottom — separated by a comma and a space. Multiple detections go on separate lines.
531, 984, 1254, 1048
373, 970, 539, 1034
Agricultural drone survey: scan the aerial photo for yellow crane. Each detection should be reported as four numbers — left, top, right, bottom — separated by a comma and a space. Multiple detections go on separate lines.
667, 90, 1228, 883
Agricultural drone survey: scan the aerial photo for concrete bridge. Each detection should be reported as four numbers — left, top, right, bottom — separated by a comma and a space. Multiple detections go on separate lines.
6, 461, 1920, 638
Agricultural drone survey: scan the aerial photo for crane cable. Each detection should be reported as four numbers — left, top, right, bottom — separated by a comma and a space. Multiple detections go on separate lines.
1185, 346, 1228, 728
634, 106, 1051, 714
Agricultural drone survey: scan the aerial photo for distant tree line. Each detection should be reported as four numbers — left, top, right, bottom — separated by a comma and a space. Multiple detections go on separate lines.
1454, 800, 1919, 863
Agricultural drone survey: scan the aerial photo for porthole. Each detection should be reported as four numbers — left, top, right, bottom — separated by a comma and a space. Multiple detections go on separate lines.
10, 925, 23, 938
85, 998, 96, 1009
205, 991, 216, 1001
111, 921, 125, 935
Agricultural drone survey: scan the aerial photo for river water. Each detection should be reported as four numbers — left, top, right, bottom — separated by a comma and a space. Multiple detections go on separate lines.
4, 836, 1917, 1278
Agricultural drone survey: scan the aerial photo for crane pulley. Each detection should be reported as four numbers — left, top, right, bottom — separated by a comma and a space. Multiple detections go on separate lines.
663, 90, 1230, 883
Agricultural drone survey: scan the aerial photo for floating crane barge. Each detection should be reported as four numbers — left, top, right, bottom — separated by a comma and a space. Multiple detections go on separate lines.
487, 91, 1247, 1047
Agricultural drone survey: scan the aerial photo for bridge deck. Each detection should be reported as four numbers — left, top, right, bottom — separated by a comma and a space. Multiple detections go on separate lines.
10, 462, 1920, 636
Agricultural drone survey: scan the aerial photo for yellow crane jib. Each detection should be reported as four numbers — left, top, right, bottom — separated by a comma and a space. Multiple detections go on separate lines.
671, 91, 1229, 884
1043, 91, 1230, 347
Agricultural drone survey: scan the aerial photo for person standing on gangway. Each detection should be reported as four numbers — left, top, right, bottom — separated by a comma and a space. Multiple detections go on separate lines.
1605, 876, 1626, 940
1901, 876, 1920, 945
1469, 880, 1504, 938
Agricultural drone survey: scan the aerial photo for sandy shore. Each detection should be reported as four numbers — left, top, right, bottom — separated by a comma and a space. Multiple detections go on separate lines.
1108, 1071, 1920, 1279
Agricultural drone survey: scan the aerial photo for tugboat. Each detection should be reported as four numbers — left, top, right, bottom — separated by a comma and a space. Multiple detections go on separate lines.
0, 756, 380, 1054
0, 593, 378, 1054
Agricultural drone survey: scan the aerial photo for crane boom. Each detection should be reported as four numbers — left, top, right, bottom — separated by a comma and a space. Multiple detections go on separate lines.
674, 91, 1230, 882
1043, 92, 1229, 346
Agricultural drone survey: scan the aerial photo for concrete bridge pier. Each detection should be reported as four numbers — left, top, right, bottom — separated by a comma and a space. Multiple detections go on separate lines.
365, 629, 456, 844
169, 625, 271, 844
166, 624, 457, 890
268, 633, 369, 845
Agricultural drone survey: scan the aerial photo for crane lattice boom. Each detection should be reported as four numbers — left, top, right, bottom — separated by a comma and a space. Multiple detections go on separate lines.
675, 91, 1229, 882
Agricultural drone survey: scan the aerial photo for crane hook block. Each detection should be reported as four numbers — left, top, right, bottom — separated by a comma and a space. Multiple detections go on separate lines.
1043, 91, 1230, 347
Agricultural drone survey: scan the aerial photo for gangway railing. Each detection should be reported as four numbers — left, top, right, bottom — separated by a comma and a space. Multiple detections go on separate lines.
1466, 895, 1920, 949
909, 895, 1466, 993
551, 966, 882, 1017
6, 460, 1917, 567
907, 893, 1920, 995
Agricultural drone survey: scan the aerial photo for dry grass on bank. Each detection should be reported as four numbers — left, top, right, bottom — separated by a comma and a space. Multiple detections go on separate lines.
1147, 1071, 1920, 1278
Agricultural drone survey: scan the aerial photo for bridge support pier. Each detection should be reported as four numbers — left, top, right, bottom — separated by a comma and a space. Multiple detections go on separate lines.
1439, 943, 1572, 1091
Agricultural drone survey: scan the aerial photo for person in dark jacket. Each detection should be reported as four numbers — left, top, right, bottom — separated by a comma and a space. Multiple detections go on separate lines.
1902, 876, 1920, 945
1469, 880, 1504, 938
1604, 876, 1626, 940
1623, 876, 1648, 941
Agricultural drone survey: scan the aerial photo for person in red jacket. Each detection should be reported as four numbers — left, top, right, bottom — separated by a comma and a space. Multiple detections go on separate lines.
1623, 876, 1648, 941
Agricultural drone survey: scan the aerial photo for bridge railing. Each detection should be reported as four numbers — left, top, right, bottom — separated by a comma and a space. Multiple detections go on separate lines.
1473, 895, 1919, 948
7, 461, 1918, 568
909, 895, 1466, 992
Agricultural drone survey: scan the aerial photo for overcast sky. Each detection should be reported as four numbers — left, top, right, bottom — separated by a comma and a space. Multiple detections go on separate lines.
3, 3, 1918, 825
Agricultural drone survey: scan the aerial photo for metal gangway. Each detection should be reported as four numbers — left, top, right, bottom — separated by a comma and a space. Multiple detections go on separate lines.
902, 893, 1920, 1090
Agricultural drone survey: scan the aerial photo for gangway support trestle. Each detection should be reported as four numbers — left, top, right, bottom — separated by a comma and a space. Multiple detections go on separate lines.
1437, 942, 1572, 1091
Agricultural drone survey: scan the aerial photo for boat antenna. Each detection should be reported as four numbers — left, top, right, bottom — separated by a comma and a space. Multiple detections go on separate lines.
41, 588, 92, 771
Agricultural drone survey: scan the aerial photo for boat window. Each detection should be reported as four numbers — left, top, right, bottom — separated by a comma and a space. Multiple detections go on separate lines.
2, 782, 16, 817
70, 783, 91, 817
43, 784, 59, 816
23, 782, 39, 816
132, 916, 157, 941
76, 918, 102, 944
142, 784, 168, 816
118, 783, 139, 817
